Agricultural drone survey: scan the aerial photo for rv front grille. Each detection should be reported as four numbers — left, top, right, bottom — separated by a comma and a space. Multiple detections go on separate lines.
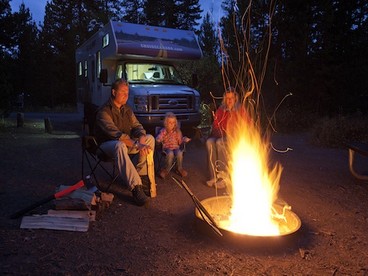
150, 95, 194, 112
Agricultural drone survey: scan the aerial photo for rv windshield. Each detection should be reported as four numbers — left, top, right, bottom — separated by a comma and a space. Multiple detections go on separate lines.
124, 63, 184, 85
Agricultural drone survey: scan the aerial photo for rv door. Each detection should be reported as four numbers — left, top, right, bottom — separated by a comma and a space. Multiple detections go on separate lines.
100, 69, 108, 84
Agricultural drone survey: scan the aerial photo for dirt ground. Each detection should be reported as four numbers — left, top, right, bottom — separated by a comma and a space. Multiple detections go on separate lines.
1, 113, 368, 275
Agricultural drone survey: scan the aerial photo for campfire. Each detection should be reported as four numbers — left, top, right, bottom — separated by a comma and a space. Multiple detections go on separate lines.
190, 1, 302, 242
195, 113, 301, 238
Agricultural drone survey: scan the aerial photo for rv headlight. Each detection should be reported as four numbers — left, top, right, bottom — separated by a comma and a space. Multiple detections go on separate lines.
195, 96, 200, 110
134, 96, 148, 112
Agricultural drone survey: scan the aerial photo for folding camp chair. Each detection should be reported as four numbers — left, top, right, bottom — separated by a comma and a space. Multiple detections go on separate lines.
154, 126, 187, 177
81, 103, 118, 192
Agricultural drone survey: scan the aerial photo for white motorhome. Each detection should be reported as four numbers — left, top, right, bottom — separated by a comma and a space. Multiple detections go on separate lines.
76, 21, 202, 129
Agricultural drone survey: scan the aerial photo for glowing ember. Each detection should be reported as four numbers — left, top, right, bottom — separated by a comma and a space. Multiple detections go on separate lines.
220, 113, 284, 236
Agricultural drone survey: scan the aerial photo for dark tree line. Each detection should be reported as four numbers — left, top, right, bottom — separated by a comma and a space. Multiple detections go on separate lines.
1, 0, 367, 119
219, 0, 368, 118
0, 0, 203, 110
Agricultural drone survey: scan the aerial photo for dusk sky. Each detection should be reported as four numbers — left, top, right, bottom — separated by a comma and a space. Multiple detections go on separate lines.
9, 0, 224, 26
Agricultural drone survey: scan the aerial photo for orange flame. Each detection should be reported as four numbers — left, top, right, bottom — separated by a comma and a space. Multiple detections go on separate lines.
220, 113, 283, 236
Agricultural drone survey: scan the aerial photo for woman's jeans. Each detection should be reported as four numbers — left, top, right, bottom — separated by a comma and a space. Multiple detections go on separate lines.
205, 137, 227, 180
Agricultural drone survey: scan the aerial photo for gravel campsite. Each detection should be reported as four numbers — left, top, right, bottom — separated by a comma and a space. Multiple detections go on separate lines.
1, 113, 368, 275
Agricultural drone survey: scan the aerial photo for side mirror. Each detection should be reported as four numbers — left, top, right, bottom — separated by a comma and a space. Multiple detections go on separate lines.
192, 73, 198, 88
99, 69, 108, 84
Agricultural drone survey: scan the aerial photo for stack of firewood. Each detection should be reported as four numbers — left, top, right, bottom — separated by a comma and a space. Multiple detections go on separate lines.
20, 186, 114, 232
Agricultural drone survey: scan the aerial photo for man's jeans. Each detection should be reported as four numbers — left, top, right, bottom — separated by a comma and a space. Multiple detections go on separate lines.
99, 134, 155, 190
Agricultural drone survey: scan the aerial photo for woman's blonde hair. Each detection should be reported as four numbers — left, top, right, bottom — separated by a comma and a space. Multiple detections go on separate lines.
221, 87, 239, 106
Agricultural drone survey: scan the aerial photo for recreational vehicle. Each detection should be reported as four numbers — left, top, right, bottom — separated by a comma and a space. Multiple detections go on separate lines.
76, 21, 203, 129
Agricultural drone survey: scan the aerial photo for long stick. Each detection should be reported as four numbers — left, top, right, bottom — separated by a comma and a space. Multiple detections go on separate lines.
147, 151, 157, 197
10, 180, 85, 219
172, 176, 222, 236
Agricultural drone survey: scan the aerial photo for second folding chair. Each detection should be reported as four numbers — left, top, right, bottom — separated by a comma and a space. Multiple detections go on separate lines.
81, 103, 118, 192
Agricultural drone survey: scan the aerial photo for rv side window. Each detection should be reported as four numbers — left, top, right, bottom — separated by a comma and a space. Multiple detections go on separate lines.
91, 60, 95, 82
78, 62, 83, 76
84, 61, 88, 77
96, 51, 101, 78
103, 34, 109, 48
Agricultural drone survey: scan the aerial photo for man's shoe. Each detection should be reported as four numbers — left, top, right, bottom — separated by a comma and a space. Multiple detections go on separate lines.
177, 168, 188, 177
132, 185, 149, 206
140, 175, 151, 197
159, 169, 168, 179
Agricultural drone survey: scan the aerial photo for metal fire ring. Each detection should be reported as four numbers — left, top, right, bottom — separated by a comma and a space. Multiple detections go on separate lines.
195, 196, 302, 244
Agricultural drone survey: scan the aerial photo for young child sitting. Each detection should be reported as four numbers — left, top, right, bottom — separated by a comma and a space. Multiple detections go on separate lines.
156, 112, 191, 179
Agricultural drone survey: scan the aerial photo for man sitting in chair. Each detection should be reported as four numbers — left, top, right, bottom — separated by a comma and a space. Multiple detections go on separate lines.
95, 78, 155, 207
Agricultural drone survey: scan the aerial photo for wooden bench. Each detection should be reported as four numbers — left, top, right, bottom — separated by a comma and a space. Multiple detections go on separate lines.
347, 142, 368, 181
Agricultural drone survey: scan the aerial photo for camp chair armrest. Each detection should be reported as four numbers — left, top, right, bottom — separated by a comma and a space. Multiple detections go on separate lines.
82, 135, 99, 153
180, 141, 187, 151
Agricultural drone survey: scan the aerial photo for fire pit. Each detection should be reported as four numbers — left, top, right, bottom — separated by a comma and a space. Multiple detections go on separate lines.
195, 196, 302, 250
189, 99, 302, 250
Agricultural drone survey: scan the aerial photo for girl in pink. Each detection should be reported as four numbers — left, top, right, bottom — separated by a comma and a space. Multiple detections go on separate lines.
156, 112, 191, 179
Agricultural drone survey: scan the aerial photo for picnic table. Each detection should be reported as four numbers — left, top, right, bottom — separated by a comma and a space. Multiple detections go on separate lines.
347, 142, 368, 181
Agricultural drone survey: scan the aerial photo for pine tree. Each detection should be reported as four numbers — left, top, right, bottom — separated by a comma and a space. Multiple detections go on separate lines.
121, 0, 144, 23
143, 0, 179, 27
11, 3, 39, 103
198, 12, 218, 58
0, 0, 14, 53
38, 0, 73, 106
37, 0, 124, 107
0, 0, 14, 113
177, 0, 202, 30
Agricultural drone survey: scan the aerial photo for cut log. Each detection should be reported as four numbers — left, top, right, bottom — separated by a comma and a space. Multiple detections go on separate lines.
101, 192, 114, 203
47, 209, 96, 221
53, 198, 90, 210
20, 215, 89, 232
147, 150, 156, 197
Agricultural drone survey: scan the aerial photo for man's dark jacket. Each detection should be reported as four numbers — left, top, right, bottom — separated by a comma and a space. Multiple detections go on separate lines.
95, 98, 146, 144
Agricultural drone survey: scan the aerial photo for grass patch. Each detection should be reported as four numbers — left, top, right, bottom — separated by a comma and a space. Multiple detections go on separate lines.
270, 107, 318, 133
311, 114, 368, 147
23, 104, 78, 113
